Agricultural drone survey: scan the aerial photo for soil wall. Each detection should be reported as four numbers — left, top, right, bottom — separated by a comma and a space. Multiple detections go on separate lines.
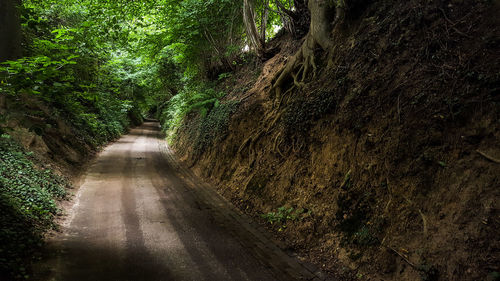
173, 1, 499, 280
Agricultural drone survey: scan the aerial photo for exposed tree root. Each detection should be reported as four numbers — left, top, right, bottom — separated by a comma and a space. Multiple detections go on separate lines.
271, 1, 345, 101
272, 131, 287, 158
238, 110, 283, 165
272, 35, 319, 101
239, 1, 348, 165
384, 178, 394, 215
386, 246, 418, 269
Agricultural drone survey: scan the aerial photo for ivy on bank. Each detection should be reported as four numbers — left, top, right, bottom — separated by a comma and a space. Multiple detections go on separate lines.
0, 134, 69, 279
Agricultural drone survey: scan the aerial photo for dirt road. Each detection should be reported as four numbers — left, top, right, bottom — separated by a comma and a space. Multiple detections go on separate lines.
34, 122, 319, 281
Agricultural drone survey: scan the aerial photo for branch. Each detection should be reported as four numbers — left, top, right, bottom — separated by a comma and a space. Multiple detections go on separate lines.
386, 246, 418, 269
476, 150, 500, 164
274, 0, 296, 19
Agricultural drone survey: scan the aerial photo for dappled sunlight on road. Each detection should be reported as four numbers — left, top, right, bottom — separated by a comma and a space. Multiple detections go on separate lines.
33, 122, 306, 281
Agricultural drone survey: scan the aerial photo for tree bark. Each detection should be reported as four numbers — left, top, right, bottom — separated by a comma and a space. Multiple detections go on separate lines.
243, 0, 269, 58
239, 0, 350, 162
272, 0, 342, 99
308, 0, 335, 49
0, 0, 22, 62
260, 0, 270, 41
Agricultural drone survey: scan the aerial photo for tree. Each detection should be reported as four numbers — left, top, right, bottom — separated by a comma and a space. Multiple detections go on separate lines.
237, 0, 350, 164
243, 0, 311, 58
272, 0, 347, 99
163, 0, 244, 77
272, 0, 310, 38
0, 0, 22, 62
243, 0, 269, 57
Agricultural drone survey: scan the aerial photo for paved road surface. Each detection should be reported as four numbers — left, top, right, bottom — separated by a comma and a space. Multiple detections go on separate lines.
34, 122, 319, 281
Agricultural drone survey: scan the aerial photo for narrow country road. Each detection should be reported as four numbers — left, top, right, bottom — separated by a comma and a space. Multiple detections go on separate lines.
34, 122, 318, 281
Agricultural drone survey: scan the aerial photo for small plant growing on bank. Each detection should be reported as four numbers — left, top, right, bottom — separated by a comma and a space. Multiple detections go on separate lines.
261, 206, 309, 225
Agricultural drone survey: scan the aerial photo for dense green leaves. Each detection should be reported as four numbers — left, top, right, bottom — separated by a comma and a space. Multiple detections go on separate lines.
0, 136, 67, 223
0, 135, 69, 279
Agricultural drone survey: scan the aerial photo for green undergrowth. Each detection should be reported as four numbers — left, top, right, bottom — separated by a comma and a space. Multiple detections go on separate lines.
262, 206, 310, 231
0, 134, 69, 280
161, 82, 240, 156
0, 4, 146, 151
161, 83, 225, 136
192, 100, 239, 156
70, 96, 140, 148
336, 186, 382, 250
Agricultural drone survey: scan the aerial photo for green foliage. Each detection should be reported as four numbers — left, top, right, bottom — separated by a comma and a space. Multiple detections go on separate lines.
0, 193, 40, 280
0, 135, 69, 279
487, 271, 500, 281
0, 54, 78, 98
193, 100, 240, 156
162, 0, 244, 76
0, 142, 65, 211
261, 206, 307, 225
161, 83, 226, 134
0, 1, 152, 149
72, 96, 133, 147
0, 136, 67, 221
351, 225, 378, 246
160, 80, 240, 158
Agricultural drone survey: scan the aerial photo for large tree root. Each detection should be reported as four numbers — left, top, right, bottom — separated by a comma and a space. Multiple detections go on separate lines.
238, 110, 283, 165
272, 0, 348, 100
238, 1, 348, 165
272, 35, 319, 102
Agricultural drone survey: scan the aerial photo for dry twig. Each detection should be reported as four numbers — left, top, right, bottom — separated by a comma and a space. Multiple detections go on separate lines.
476, 150, 500, 164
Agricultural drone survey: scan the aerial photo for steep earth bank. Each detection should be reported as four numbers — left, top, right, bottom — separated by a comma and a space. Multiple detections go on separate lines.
1, 94, 142, 173
172, 1, 499, 280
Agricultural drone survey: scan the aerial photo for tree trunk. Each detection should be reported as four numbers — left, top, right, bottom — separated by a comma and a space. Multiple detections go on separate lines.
308, 0, 335, 49
272, 0, 343, 99
239, 0, 350, 162
0, 0, 22, 62
243, 0, 268, 57
260, 0, 270, 42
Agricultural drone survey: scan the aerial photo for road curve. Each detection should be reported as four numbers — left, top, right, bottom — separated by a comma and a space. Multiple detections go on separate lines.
33, 122, 318, 281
